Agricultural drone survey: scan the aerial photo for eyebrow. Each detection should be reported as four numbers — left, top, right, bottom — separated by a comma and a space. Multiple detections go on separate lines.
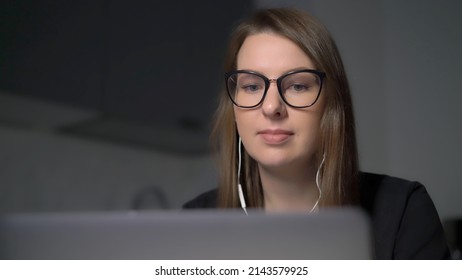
235, 67, 317, 78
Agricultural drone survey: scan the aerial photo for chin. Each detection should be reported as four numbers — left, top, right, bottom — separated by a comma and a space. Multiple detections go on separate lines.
253, 155, 298, 169
245, 139, 314, 166
249, 147, 313, 170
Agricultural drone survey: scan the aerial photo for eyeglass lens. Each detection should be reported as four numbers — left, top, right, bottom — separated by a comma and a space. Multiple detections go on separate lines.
227, 71, 322, 107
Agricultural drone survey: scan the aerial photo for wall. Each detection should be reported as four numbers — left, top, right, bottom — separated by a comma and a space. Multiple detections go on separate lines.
382, 0, 462, 220
0, 124, 216, 212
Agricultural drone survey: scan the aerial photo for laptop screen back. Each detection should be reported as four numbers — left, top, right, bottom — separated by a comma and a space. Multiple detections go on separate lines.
0, 208, 372, 259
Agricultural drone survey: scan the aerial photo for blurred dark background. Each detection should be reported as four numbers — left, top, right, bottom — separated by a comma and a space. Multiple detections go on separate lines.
0, 0, 254, 215
0, 0, 253, 154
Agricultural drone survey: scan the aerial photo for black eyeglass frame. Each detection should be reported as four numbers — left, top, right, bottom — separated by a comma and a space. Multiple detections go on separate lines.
225, 69, 326, 109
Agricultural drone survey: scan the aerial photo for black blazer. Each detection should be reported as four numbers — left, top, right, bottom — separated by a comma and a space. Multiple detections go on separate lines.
183, 172, 450, 259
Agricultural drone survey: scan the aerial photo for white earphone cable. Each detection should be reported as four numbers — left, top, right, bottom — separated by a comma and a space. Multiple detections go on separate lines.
311, 153, 326, 213
237, 137, 248, 215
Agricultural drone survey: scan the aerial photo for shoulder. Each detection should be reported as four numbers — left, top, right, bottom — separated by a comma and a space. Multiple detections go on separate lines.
359, 172, 450, 259
359, 172, 441, 223
359, 172, 423, 213
182, 189, 218, 209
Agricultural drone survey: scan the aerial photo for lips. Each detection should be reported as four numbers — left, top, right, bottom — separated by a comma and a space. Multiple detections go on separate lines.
257, 129, 294, 144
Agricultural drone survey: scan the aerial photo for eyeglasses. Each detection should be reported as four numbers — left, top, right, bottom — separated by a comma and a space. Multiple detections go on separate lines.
225, 69, 326, 108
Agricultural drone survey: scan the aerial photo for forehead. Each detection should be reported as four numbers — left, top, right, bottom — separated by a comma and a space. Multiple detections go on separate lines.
236, 32, 314, 75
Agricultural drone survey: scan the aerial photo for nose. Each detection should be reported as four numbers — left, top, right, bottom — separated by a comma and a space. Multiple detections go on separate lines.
261, 80, 287, 118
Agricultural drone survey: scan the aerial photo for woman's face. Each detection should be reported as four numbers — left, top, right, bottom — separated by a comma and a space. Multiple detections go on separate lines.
234, 32, 325, 171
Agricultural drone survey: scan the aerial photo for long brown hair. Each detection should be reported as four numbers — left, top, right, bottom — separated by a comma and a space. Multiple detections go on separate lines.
211, 8, 359, 208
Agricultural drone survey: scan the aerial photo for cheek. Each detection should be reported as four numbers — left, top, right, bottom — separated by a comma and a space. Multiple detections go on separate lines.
234, 108, 251, 136
292, 109, 324, 149
302, 120, 322, 147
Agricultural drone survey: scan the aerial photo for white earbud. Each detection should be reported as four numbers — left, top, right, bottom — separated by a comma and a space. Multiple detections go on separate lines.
237, 137, 248, 215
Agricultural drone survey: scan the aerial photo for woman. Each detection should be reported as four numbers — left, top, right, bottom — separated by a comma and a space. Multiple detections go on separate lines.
183, 8, 450, 259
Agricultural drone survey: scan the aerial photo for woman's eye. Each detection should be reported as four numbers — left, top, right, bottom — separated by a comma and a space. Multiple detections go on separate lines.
290, 84, 309, 92
241, 84, 262, 92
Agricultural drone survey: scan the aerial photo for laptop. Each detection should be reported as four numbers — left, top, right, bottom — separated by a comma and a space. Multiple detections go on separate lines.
0, 207, 372, 259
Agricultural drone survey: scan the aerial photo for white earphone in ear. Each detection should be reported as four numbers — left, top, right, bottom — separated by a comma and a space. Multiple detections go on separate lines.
237, 137, 248, 215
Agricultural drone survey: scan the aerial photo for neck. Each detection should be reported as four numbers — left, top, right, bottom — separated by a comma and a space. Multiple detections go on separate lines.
258, 162, 319, 213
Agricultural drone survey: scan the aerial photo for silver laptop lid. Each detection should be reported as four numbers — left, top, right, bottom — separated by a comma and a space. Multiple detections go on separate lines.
0, 207, 372, 259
